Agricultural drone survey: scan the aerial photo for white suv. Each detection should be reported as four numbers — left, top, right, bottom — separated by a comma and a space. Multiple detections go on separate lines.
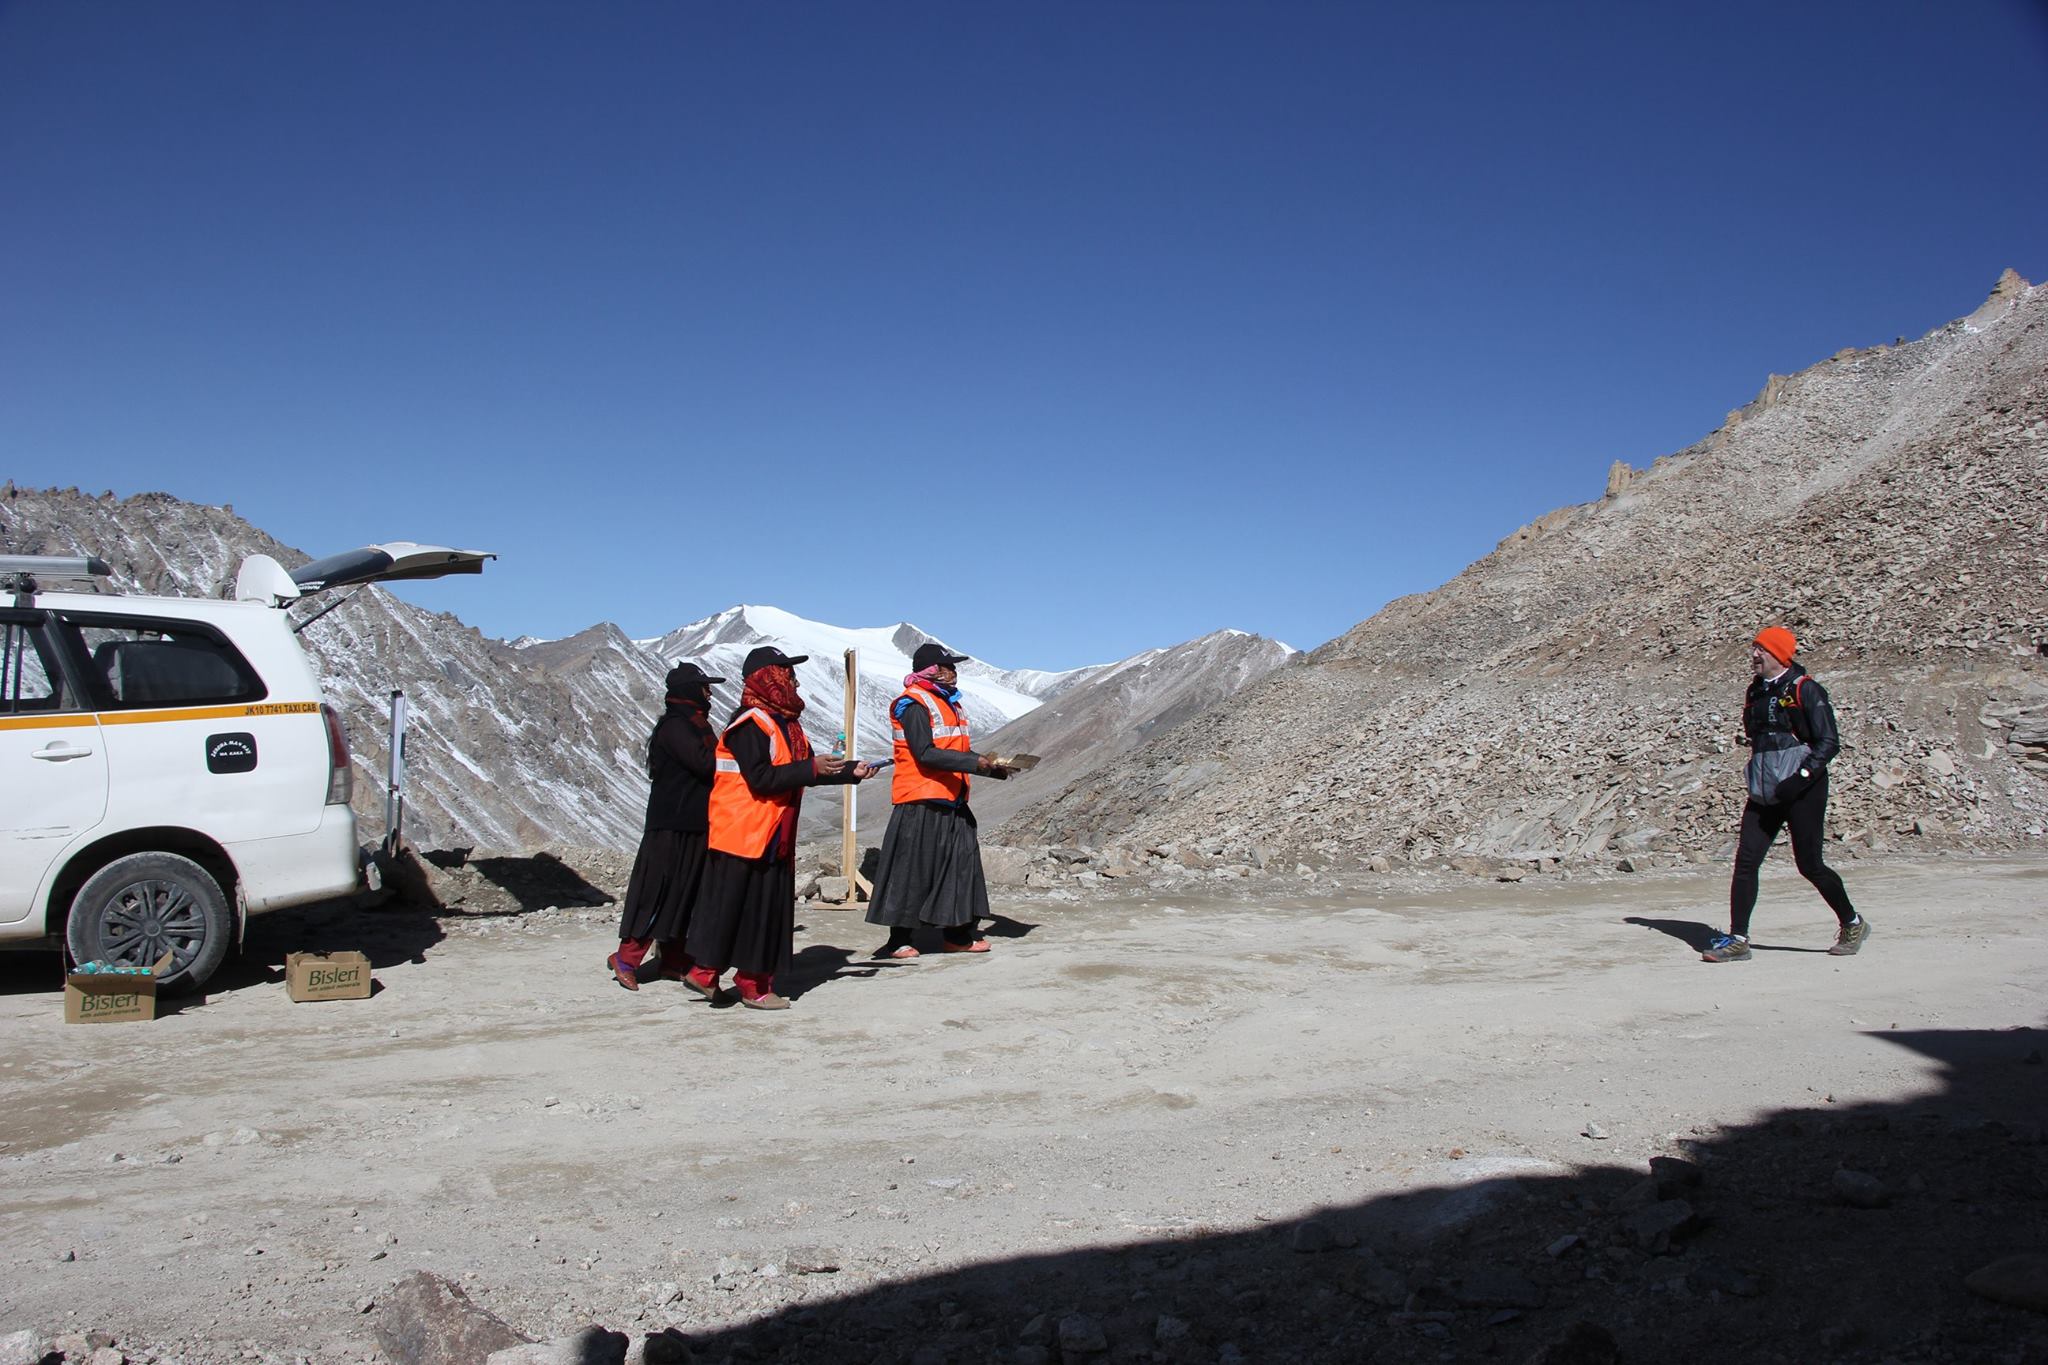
1, 553, 365, 992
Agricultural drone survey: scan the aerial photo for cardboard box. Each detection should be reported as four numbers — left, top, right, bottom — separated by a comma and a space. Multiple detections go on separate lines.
64, 954, 172, 1025
286, 950, 373, 1002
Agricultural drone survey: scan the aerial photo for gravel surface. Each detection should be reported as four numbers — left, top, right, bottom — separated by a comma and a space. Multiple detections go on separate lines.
2, 853, 2044, 1363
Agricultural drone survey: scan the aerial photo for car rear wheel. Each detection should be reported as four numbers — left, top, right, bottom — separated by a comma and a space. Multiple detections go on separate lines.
65, 852, 233, 994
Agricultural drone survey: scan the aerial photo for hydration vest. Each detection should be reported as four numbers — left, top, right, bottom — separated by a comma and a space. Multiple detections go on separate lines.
890, 687, 972, 805
707, 707, 797, 857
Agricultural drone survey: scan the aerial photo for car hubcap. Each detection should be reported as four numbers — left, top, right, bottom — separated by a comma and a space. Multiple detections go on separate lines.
100, 880, 204, 971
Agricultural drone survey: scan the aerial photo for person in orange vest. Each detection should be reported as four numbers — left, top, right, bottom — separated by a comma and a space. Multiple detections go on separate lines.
865, 642, 1015, 958
685, 646, 874, 1009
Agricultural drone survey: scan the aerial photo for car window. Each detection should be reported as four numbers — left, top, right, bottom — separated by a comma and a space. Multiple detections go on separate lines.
61, 617, 267, 710
1, 619, 80, 714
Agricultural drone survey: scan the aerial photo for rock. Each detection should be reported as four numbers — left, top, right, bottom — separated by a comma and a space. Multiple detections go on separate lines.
0, 1331, 48, 1365
1152, 1314, 1190, 1344
1624, 1199, 1696, 1253
1055, 1312, 1107, 1356
1912, 815, 1944, 837
1831, 1168, 1889, 1208
376, 1270, 531, 1365
1614, 857, 1638, 873
1451, 1267, 1544, 1309
1688, 1259, 1762, 1298
814, 875, 849, 902
1581, 1122, 1609, 1140
639, 1331, 692, 1365
1366, 855, 1392, 873
1018, 1314, 1051, 1345
1290, 1220, 1336, 1253
1496, 866, 1527, 882
1545, 1234, 1581, 1258
1647, 1155, 1703, 1195
1963, 1252, 2048, 1313
55, 1334, 115, 1356
88, 1349, 125, 1365
979, 845, 1037, 887
1520, 1320, 1620, 1365
486, 1327, 628, 1365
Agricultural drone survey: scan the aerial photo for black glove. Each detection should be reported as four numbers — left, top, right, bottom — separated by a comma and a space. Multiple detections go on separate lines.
1771, 765, 1816, 805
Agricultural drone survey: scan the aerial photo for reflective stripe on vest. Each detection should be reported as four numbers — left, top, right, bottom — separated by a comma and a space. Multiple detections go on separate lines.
707, 708, 797, 857
890, 688, 972, 805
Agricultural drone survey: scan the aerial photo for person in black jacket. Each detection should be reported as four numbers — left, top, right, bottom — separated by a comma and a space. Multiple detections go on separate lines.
1702, 626, 1869, 963
607, 662, 725, 990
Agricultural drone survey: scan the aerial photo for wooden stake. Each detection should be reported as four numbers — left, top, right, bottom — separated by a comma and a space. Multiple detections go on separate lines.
840, 646, 859, 901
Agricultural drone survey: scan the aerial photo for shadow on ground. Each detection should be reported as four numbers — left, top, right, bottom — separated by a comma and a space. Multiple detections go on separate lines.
391, 846, 614, 915
573, 1023, 2048, 1365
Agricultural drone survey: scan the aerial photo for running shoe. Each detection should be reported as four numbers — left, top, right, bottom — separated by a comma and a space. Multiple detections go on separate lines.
1701, 934, 1752, 963
1827, 916, 1871, 956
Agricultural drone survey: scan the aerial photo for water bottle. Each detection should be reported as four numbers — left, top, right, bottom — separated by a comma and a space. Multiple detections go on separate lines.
831, 730, 846, 760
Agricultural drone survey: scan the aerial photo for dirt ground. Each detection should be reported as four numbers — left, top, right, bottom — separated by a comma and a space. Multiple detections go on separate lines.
2, 855, 2045, 1364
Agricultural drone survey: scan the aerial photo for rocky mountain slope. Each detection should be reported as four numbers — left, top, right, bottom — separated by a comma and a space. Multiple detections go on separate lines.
0, 487, 663, 851
1, 489, 1288, 858
799, 626, 1296, 847
1004, 271, 2048, 875
972, 629, 1297, 833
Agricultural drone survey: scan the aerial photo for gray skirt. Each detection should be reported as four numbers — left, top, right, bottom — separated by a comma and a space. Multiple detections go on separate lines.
864, 800, 991, 930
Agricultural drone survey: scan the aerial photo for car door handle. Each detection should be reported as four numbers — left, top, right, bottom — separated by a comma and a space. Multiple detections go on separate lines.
31, 742, 96, 761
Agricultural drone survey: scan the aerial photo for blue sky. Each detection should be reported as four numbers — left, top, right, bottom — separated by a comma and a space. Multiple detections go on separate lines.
3, 2, 2045, 670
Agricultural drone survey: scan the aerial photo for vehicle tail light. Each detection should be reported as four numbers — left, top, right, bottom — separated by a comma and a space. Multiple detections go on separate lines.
321, 703, 353, 805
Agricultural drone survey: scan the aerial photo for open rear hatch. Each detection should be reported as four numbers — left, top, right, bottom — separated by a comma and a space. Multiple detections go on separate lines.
291, 542, 496, 592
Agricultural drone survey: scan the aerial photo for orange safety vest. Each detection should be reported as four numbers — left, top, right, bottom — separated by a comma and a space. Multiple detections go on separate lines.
707, 708, 798, 857
891, 687, 972, 805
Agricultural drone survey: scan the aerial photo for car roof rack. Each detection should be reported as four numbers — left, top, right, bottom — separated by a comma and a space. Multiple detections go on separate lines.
0, 554, 114, 594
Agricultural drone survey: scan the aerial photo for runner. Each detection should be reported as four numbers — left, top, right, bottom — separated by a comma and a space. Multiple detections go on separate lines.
1702, 626, 1870, 963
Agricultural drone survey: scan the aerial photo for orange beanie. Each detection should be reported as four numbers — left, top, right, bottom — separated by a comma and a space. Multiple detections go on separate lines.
1754, 626, 1797, 666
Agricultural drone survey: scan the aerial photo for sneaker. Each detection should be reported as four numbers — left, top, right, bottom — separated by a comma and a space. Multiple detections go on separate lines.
1701, 934, 1752, 963
1828, 916, 1871, 956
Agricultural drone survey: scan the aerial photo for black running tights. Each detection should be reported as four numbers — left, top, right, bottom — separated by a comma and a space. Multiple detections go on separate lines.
1729, 773, 1856, 938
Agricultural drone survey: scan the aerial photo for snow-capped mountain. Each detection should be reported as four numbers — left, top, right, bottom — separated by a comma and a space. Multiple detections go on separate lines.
646, 605, 1095, 758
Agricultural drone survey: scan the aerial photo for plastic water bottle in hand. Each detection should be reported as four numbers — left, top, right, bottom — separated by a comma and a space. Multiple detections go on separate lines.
831, 730, 846, 761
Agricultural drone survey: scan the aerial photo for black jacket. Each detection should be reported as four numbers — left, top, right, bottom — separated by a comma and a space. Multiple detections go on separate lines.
643, 705, 717, 833
1743, 664, 1841, 766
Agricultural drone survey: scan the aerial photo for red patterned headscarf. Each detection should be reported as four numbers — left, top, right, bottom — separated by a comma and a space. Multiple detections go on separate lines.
739, 665, 813, 759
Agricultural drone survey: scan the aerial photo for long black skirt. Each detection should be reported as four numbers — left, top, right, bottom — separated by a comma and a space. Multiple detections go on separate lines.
686, 849, 797, 978
617, 828, 709, 944
864, 800, 990, 930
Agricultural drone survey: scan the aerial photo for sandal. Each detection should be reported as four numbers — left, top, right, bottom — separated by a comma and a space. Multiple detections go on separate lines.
882, 944, 920, 960
940, 939, 990, 954
740, 992, 791, 1011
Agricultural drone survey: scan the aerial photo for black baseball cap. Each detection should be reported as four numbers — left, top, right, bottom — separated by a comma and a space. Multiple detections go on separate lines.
666, 662, 725, 693
912, 642, 970, 671
741, 645, 809, 675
